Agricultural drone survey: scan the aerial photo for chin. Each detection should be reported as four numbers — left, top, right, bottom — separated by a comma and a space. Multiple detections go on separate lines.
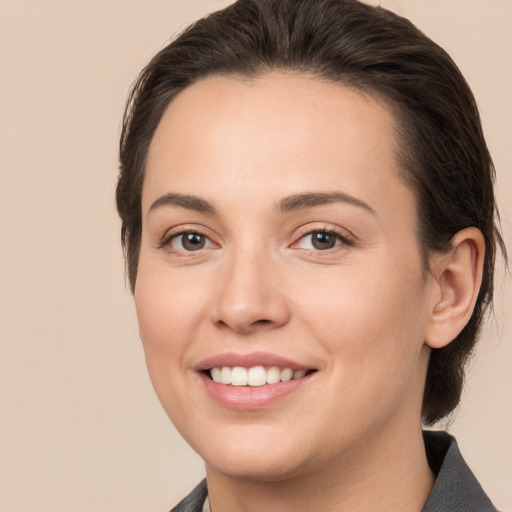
205, 451, 305, 483
193, 429, 311, 482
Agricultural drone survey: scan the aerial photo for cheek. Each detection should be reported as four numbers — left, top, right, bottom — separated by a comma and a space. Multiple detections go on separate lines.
300, 263, 430, 437
300, 255, 429, 378
134, 257, 208, 371
133, 262, 210, 425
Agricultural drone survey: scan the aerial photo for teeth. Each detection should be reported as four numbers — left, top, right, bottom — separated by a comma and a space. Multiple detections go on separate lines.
247, 366, 267, 386
221, 366, 232, 385
211, 367, 222, 382
266, 366, 281, 384
280, 368, 293, 382
231, 366, 247, 386
293, 369, 306, 379
209, 366, 310, 386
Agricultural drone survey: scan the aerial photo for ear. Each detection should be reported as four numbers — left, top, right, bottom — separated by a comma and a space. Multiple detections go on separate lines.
425, 228, 485, 349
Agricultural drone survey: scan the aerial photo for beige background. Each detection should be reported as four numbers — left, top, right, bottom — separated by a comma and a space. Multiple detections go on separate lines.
0, 1, 510, 511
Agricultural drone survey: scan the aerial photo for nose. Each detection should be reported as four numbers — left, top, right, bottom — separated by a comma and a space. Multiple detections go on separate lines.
210, 249, 291, 335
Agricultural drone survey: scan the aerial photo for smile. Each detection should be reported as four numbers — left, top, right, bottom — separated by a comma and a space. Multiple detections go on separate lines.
197, 352, 317, 409
209, 366, 310, 386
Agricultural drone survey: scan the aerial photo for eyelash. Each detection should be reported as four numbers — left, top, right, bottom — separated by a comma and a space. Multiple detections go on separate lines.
291, 227, 354, 252
159, 226, 354, 256
158, 229, 213, 255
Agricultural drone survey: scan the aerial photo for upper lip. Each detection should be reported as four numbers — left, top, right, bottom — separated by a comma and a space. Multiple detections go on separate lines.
195, 351, 313, 372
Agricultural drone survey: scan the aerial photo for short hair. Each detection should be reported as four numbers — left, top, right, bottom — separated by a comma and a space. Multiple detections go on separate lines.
116, 0, 505, 424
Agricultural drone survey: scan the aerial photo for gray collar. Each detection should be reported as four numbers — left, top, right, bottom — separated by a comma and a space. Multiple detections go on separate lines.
422, 430, 497, 511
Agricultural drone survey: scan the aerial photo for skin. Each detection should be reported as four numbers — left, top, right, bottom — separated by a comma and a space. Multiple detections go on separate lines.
135, 72, 484, 512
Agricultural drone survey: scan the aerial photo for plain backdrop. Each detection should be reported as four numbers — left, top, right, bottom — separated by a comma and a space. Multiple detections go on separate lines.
0, 1, 511, 511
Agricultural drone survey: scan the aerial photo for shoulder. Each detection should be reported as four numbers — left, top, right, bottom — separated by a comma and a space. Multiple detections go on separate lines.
422, 430, 499, 512
169, 479, 208, 512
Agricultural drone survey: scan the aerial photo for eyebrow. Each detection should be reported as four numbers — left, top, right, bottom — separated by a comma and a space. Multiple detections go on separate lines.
148, 193, 217, 215
148, 191, 376, 217
277, 192, 376, 215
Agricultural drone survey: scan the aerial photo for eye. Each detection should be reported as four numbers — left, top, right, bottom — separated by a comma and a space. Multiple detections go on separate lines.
169, 231, 212, 252
295, 230, 347, 251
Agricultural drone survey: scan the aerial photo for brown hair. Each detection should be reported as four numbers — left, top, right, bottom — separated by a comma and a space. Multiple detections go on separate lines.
117, 0, 505, 424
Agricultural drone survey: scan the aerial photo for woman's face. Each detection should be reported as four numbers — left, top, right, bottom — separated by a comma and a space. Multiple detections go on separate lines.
136, 73, 437, 481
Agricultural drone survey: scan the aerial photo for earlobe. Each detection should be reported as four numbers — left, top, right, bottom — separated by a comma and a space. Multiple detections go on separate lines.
425, 228, 485, 349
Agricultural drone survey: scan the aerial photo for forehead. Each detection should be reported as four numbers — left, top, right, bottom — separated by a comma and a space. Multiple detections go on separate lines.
148, 72, 398, 168
144, 72, 415, 225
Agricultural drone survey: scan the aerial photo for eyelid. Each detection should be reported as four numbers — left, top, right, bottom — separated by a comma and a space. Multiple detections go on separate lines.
156, 223, 355, 254
290, 224, 355, 250
158, 225, 218, 252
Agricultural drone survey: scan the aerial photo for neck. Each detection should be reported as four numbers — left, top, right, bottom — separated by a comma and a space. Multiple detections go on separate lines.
205, 424, 434, 512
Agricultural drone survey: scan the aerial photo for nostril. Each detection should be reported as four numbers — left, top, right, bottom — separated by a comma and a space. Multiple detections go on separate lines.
214, 317, 274, 332
211, 287, 291, 332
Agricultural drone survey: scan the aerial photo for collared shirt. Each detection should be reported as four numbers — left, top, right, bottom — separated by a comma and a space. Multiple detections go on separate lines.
170, 431, 498, 512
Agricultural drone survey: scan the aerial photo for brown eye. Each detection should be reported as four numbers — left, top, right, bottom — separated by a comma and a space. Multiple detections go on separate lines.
171, 232, 208, 251
296, 230, 346, 251
311, 231, 337, 250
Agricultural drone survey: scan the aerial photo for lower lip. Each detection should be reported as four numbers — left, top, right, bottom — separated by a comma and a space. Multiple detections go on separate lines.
199, 373, 313, 410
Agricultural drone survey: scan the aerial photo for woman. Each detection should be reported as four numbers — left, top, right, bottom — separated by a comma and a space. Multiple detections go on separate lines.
116, 0, 506, 510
